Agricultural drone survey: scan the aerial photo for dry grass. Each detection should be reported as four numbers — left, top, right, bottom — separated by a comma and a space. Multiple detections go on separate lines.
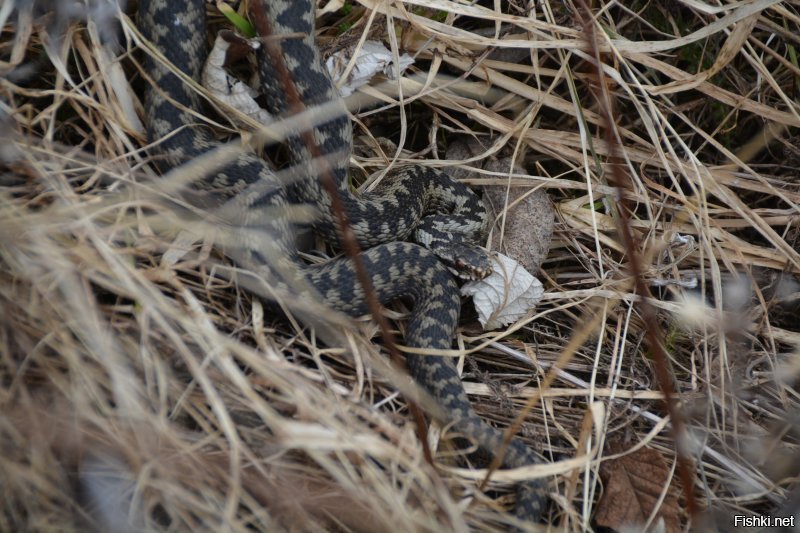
2, 0, 799, 531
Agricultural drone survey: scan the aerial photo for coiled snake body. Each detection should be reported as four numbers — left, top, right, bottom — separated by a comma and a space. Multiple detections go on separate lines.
140, 0, 546, 522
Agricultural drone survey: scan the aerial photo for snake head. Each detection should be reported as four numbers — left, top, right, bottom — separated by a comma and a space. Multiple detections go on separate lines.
436, 244, 493, 281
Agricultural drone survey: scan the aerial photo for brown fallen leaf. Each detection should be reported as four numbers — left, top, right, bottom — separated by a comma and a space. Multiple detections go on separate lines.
595, 440, 682, 533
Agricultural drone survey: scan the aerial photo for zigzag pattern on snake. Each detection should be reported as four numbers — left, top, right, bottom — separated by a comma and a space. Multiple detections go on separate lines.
139, 0, 547, 522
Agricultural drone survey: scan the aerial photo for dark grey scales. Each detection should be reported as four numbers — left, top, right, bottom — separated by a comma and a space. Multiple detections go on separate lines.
139, 0, 547, 523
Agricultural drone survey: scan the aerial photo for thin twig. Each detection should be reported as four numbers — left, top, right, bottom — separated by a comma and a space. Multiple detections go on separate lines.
575, 0, 697, 518
247, 2, 434, 466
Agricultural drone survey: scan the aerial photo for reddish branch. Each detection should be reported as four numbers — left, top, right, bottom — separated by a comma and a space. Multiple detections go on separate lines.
248, 3, 434, 465
576, 0, 697, 518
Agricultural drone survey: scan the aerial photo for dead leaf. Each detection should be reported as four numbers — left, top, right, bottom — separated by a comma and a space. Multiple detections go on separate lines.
461, 253, 544, 330
595, 441, 681, 533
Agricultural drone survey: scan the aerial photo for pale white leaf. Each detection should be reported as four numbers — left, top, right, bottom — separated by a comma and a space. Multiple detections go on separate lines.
202, 34, 271, 124
461, 253, 543, 330
326, 40, 414, 97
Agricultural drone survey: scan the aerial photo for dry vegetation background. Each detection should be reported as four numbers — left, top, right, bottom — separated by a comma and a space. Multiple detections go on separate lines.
1, 0, 799, 531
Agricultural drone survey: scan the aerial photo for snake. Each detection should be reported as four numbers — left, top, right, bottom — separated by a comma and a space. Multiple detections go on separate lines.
139, 0, 547, 523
